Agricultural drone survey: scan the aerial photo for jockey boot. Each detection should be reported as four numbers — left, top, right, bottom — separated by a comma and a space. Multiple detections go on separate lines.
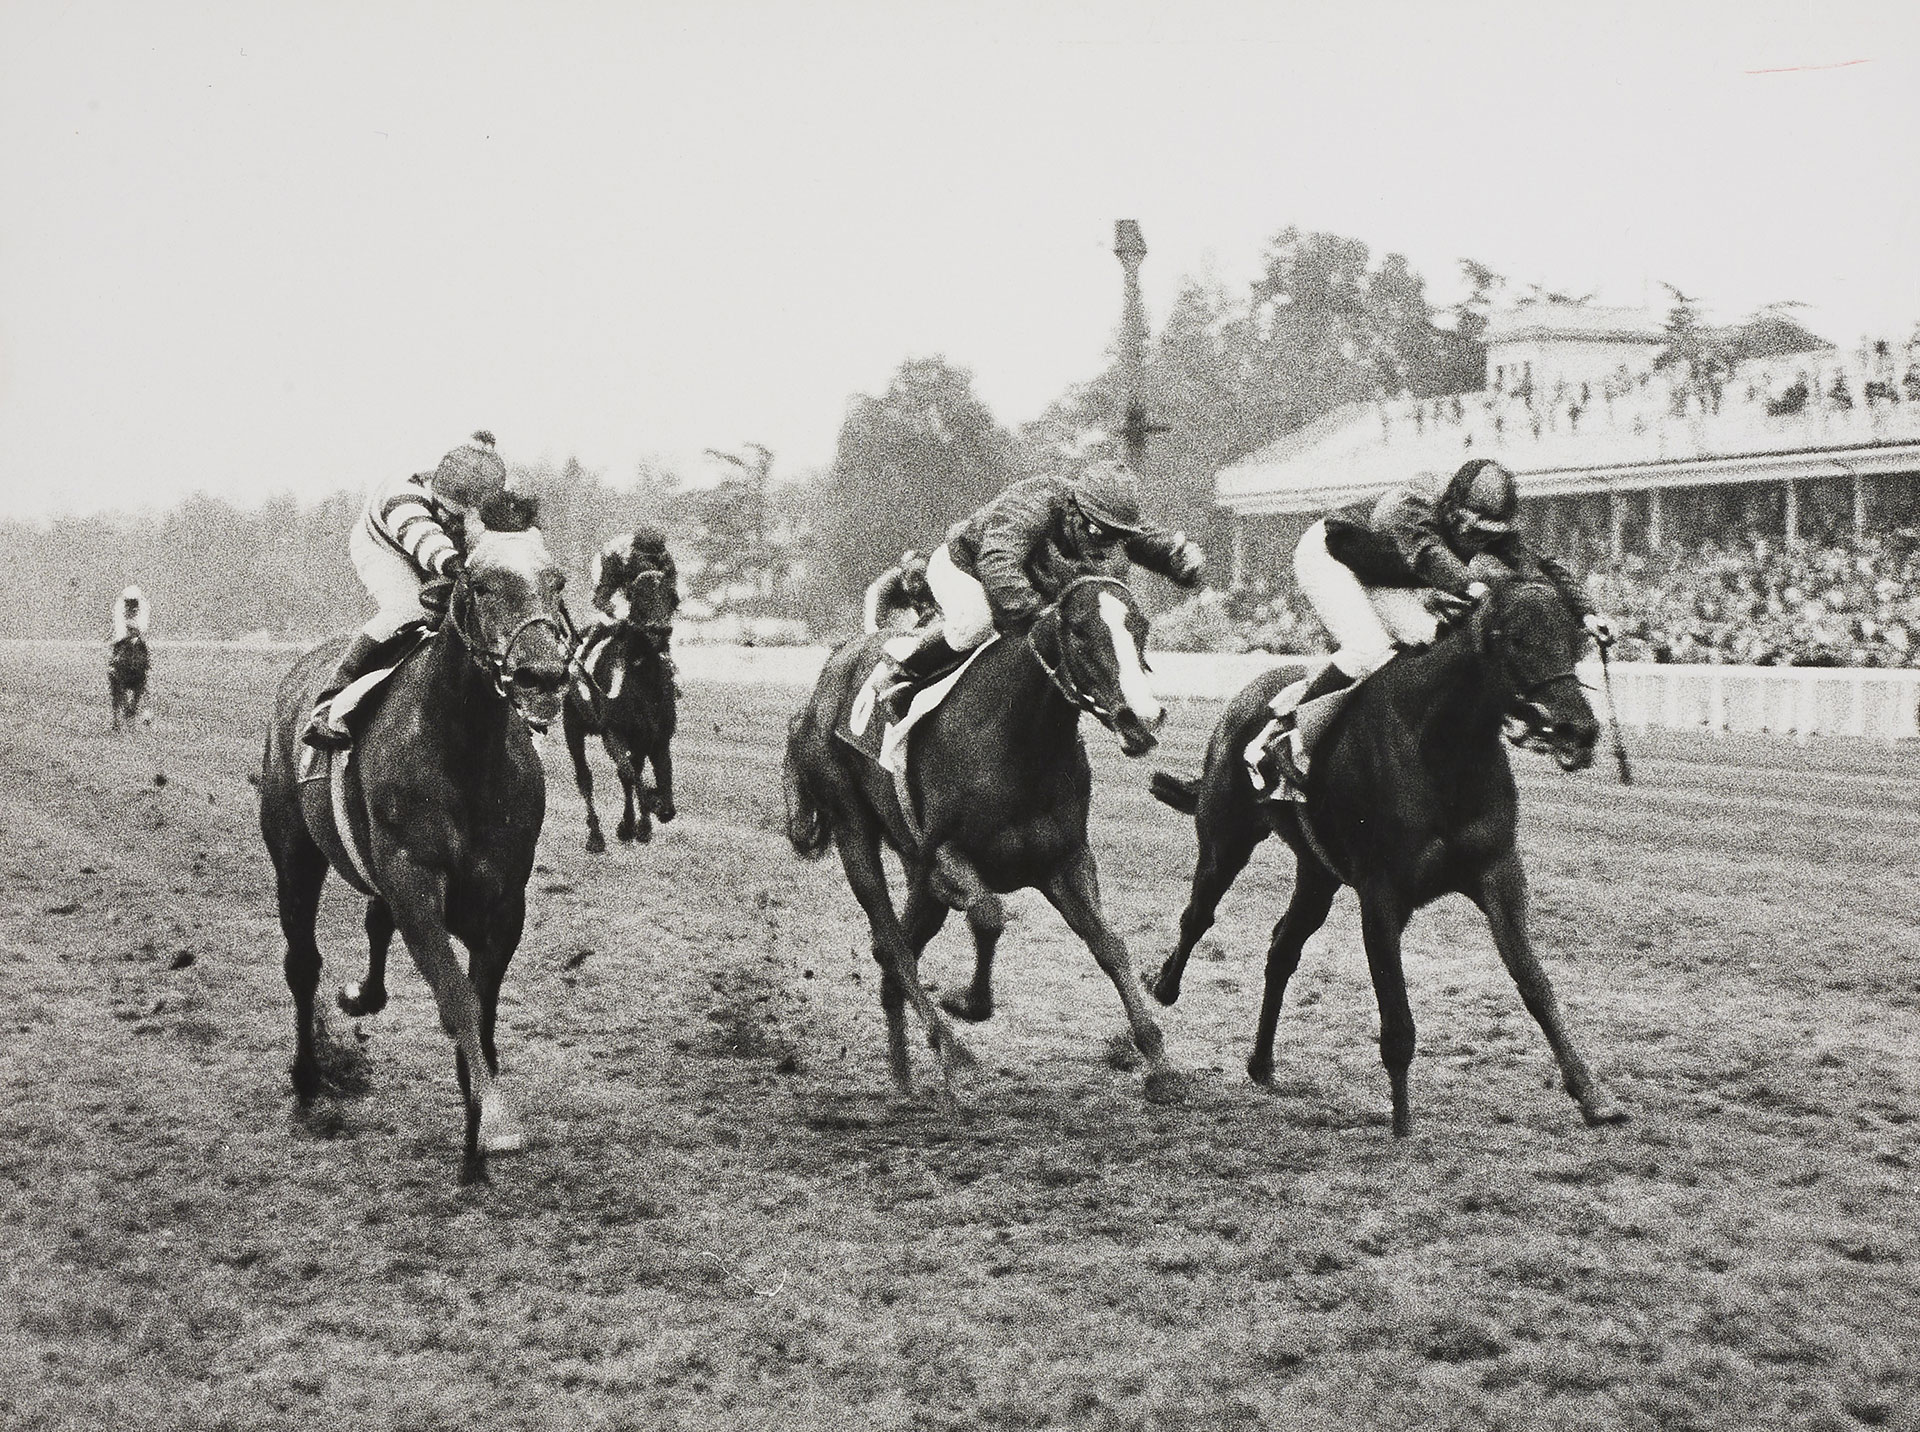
301, 632, 386, 751
1263, 662, 1356, 791
882, 630, 959, 720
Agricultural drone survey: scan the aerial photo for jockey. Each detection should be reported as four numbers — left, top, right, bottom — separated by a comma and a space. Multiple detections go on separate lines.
1263, 457, 1610, 786
591, 525, 681, 631
111, 586, 151, 645
877, 461, 1205, 709
301, 431, 508, 751
862, 548, 936, 634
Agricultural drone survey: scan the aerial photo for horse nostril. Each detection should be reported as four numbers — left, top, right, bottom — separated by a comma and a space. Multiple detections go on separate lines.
515, 666, 567, 694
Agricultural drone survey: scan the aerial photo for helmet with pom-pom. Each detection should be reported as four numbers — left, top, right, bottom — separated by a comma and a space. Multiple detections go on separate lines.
432, 430, 507, 510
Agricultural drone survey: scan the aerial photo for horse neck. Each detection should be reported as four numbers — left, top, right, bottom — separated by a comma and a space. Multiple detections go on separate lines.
420, 621, 513, 759
1389, 625, 1508, 763
982, 633, 1081, 750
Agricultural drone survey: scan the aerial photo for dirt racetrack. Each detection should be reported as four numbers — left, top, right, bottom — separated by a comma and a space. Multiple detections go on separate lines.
1, 640, 1916, 1432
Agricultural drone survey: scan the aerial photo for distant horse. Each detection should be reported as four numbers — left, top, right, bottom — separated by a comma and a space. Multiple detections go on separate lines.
785, 575, 1181, 1097
108, 636, 149, 730
1147, 577, 1627, 1135
562, 567, 679, 851
257, 494, 571, 1182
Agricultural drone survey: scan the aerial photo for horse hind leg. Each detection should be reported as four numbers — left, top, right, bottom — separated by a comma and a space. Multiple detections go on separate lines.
1247, 857, 1340, 1085
1472, 853, 1627, 1127
832, 813, 972, 1094
605, 731, 649, 844
267, 824, 330, 1101
929, 848, 1000, 1023
338, 898, 394, 1017
647, 740, 675, 823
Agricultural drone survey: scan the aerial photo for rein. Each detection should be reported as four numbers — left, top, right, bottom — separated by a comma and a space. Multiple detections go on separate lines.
1025, 574, 1136, 721
1474, 589, 1589, 768
448, 576, 567, 707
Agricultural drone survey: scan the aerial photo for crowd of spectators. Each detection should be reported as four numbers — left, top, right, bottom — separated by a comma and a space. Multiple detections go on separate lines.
1158, 526, 1920, 669
1593, 529, 1920, 668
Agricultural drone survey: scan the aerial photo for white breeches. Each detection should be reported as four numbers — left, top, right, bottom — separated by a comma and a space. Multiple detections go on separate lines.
927, 542, 997, 651
1294, 519, 1439, 679
350, 521, 430, 641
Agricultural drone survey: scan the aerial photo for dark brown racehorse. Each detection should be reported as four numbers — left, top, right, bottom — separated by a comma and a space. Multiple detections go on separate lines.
562, 567, 678, 851
785, 575, 1182, 1098
257, 495, 571, 1181
1148, 577, 1627, 1134
108, 635, 149, 730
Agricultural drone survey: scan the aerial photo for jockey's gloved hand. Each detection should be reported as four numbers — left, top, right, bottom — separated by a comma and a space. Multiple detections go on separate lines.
1584, 612, 1615, 646
1170, 533, 1206, 587
1465, 580, 1492, 603
441, 553, 467, 579
419, 576, 456, 617
1424, 588, 1472, 618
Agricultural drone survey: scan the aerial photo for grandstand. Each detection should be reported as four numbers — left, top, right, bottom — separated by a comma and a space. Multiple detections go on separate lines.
1216, 297, 1920, 590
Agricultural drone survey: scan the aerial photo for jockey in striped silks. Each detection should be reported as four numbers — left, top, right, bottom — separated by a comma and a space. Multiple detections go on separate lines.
301, 430, 508, 750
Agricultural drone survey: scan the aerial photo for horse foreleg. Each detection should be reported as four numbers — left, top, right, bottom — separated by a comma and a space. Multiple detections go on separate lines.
604, 730, 648, 844
1471, 853, 1627, 1127
382, 852, 521, 1176
339, 899, 394, 1017
832, 817, 972, 1092
1042, 846, 1180, 1102
1247, 857, 1340, 1085
268, 825, 329, 1102
1151, 792, 1266, 1007
928, 847, 1001, 1023
468, 889, 525, 1079
646, 736, 676, 823
1357, 882, 1417, 1136
562, 701, 606, 853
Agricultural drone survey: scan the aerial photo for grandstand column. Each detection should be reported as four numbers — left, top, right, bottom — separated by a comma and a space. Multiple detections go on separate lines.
1608, 491, 1624, 562
1647, 488, 1664, 549
1852, 469, 1867, 536
1785, 478, 1800, 544
1230, 518, 1246, 590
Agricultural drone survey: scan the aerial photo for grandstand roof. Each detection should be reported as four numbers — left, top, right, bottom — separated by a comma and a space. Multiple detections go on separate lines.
1485, 301, 1666, 347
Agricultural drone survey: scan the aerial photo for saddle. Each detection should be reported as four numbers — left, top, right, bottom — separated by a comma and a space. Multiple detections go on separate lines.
1245, 662, 1362, 804
299, 625, 432, 777
835, 637, 997, 840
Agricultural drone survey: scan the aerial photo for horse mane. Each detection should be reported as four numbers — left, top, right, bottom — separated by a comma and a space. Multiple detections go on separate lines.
477, 490, 541, 533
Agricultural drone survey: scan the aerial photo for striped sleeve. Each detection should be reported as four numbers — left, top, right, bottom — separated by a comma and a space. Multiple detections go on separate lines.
364, 474, 459, 577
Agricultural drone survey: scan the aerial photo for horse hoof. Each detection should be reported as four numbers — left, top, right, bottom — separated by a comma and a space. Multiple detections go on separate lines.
1146, 969, 1182, 1007
337, 983, 387, 1018
939, 992, 992, 1023
477, 1095, 526, 1155
1581, 1098, 1630, 1127
1246, 1055, 1273, 1085
615, 823, 635, 844
1143, 1068, 1189, 1105
585, 831, 605, 853
633, 821, 652, 845
654, 800, 676, 824
289, 1060, 322, 1103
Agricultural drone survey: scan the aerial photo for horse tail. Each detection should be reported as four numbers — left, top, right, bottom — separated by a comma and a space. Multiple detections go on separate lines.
783, 711, 832, 860
1149, 769, 1201, 815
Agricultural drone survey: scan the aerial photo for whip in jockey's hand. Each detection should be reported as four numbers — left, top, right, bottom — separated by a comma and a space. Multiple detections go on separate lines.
302, 431, 507, 752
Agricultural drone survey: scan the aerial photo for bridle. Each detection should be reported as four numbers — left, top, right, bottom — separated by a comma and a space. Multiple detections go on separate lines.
1025, 574, 1139, 723
447, 569, 568, 707
1476, 586, 1591, 768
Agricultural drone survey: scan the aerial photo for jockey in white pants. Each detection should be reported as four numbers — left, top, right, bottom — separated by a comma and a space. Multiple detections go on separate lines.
301, 431, 509, 750
1266, 459, 1610, 787
875, 462, 1204, 714
112, 586, 151, 644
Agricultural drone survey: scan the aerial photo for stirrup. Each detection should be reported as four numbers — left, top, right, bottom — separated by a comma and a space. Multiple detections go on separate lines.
1264, 722, 1310, 794
300, 705, 352, 752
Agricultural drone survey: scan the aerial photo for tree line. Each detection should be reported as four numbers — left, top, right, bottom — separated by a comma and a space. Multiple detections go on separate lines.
7, 227, 1539, 641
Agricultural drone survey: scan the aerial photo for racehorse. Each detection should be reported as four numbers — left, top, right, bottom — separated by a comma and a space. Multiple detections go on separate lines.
108, 636, 149, 730
257, 493, 570, 1182
561, 567, 678, 851
1146, 577, 1627, 1135
784, 574, 1182, 1099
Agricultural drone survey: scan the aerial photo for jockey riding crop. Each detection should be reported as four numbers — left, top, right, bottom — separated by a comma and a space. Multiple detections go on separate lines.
1596, 638, 1634, 785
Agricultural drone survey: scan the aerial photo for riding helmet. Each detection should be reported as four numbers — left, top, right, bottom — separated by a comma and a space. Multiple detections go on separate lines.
432, 430, 509, 510
1442, 459, 1519, 535
1072, 461, 1147, 537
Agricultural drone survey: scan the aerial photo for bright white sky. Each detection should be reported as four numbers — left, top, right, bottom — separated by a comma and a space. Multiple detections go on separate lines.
1, 0, 1915, 519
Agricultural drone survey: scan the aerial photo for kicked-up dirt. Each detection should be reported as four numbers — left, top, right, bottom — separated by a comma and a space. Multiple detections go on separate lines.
0, 640, 1916, 1431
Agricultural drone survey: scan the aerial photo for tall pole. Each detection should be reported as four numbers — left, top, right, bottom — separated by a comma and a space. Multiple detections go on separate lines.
1113, 220, 1161, 473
